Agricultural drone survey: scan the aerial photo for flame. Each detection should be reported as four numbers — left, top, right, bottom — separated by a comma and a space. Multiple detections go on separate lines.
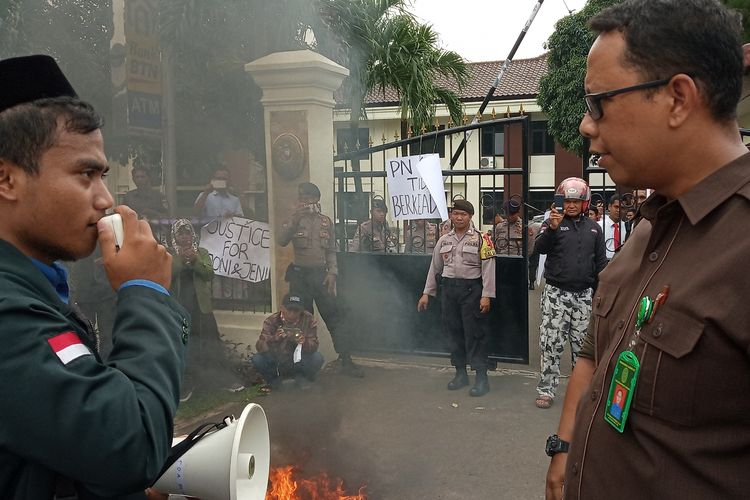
267, 465, 367, 500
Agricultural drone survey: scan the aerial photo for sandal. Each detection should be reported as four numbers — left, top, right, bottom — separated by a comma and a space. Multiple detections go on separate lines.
535, 395, 553, 409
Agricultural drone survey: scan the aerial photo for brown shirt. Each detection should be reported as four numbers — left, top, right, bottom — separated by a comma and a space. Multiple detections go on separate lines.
278, 211, 337, 275
256, 310, 319, 359
350, 220, 396, 253
566, 153, 750, 499
493, 218, 524, 256
404, 221, 438, 254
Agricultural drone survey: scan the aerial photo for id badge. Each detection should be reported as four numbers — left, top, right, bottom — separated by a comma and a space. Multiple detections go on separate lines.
604, 350, 640, 433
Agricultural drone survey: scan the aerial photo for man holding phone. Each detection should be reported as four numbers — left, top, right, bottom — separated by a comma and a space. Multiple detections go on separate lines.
533, 177, 606, 409
194, 167, 244, 218
0, 55, 187, 498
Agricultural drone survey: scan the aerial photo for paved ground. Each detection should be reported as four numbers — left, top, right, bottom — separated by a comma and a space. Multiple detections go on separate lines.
174, 286, 579, 500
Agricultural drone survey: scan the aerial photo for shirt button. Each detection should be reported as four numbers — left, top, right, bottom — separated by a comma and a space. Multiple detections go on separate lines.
617, 319, 625, 329
648, 251, 659, 262
596, 296, 602, 306
572, 463, 579, 476
653, 324, 663, 338
590, 390, 598, 401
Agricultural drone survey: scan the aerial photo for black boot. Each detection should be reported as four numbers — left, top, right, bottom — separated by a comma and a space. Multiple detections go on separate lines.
469, 370, 489, 397
340, 355, 364, 378
447, 366, 469, 390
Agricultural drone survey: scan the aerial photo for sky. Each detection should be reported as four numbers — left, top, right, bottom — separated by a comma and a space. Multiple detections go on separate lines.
409, 0, 589, 62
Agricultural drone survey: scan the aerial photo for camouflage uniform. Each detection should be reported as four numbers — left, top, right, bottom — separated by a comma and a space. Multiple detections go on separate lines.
536, 284, 593, 398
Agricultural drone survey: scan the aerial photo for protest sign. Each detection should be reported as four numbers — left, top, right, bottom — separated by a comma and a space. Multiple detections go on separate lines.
199, 217, 271, 282
385, 154, 448, 221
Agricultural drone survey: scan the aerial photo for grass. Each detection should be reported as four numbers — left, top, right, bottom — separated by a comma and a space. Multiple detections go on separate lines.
175, 385, 264, 423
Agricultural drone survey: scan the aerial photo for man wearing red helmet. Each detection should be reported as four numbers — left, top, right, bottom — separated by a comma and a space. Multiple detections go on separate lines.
533, 177, 606, 410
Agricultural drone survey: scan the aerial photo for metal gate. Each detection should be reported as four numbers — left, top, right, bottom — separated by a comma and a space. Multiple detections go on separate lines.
333, 116, 532, 364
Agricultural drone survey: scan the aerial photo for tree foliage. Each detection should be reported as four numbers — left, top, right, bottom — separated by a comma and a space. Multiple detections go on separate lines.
537, 0, 621, 156
722, 0, 750, 41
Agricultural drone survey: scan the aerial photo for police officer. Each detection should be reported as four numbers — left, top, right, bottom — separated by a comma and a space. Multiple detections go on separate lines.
417, 200, 496, 396
350, 198, 396, 252
404, 218, 438, 254
278, 182, 363, 377
493, 200, 524, 256
0, 55, 187, 499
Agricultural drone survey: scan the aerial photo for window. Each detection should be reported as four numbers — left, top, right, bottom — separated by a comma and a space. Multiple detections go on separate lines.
528, 189, 555, 218
530, 121, 555, 155
481, 125, 505, 157
409, 125, 446, 158
336, 127, 370, 160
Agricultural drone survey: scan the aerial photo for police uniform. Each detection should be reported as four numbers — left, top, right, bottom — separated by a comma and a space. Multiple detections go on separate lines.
350, 219, 396, 252
404, 221, 438, 254
422, 200, 496, 395
0, 55, 188, 499
493, 218, 524, 256
278, 184, 363, 376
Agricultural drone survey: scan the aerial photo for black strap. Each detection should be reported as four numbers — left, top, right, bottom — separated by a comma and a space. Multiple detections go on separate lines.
54, 476, 77, 499
152, 418, 230, 484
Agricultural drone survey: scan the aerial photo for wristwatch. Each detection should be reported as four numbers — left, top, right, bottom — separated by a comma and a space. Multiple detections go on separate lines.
545, 434, 570, 457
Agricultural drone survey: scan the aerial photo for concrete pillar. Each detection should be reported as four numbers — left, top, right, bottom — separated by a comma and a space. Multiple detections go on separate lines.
245, 50, 349, 310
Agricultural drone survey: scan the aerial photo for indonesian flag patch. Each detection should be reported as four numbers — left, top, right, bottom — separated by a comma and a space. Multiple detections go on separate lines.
47, 332, 92, 365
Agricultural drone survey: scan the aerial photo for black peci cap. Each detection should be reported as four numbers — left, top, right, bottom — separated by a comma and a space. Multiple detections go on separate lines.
506, 200, 520, 215
0, 55, 78, 114
452, 199, 474, 215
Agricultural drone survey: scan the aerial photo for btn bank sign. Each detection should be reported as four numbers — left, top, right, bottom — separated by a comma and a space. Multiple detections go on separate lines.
125, 0, 161, 134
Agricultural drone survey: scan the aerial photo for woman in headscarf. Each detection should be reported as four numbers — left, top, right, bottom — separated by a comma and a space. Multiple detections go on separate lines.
169, 219, 243, 401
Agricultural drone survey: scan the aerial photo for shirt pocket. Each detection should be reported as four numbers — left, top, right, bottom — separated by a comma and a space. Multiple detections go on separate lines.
319, 230, 331, 249
293, 230, 310, 249
440, 243, 454, 262
632, 306, 704, 426
592, 281, 619, 361
461, 244, 480, 266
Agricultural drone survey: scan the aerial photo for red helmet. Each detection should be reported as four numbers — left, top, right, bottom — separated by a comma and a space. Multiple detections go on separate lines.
556, 177, 590, 210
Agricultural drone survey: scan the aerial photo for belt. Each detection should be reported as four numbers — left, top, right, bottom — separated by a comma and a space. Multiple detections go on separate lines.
442, 277, 481, 286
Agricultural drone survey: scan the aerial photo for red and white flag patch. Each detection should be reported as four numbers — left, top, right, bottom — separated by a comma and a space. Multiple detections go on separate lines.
47, 332, 92, 365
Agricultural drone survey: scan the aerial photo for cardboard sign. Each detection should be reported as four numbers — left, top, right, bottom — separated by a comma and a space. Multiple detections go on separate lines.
385, 154, 448, 221
200, 217, 271, 283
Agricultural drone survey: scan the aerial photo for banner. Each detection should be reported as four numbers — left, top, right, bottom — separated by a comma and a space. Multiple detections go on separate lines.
385, 154, 448, 221
200, 217, 271, 283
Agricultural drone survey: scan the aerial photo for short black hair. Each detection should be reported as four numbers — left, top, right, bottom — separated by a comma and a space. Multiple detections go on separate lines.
589, 0, 743, 122
589, 206, 599, 215
608, 193, 621, 205
0, 96, 102, 175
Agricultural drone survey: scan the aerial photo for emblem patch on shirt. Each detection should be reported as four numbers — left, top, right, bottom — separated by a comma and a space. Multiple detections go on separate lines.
480, 233, 496, 260
47, 332, 92, 365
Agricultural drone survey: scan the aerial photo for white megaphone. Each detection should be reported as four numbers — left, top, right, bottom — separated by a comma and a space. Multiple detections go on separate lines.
153, 403, 270, 500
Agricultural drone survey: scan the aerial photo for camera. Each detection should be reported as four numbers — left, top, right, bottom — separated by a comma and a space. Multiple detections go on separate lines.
100, 214, 124, 249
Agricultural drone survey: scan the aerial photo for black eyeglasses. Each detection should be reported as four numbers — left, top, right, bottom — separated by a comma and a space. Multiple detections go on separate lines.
583, 77, 675, 120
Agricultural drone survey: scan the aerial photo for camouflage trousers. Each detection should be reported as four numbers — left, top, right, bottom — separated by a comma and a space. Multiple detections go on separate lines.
536, 284, 592, 398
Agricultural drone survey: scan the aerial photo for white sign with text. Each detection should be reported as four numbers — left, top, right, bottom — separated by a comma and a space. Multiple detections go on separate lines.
200, 217, 271, 283
385, 154, 448, 221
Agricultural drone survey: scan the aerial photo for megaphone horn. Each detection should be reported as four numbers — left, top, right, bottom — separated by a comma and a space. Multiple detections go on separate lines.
154, 403, 270, 500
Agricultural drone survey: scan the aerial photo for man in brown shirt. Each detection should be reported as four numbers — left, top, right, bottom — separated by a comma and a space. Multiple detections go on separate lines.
545, 1, 750, 498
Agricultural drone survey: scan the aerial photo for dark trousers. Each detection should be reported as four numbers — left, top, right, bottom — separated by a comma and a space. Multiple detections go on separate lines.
286, 264, 348, 355
528, 253, 540, 285
251, 351, 324, 382
440, 278, 490, 371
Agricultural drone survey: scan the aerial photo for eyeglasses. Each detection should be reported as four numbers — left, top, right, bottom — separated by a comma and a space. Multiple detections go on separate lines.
583, 77, 674, 121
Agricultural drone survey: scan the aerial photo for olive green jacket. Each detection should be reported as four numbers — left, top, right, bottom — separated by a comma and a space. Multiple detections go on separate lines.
170, 247, 214, 314
0, 239, 188, 499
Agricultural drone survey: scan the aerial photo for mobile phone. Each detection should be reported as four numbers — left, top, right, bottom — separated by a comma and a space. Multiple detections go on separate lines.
100, 214, 124, 249
211, 179, 228, 189
553, 194, 565, 212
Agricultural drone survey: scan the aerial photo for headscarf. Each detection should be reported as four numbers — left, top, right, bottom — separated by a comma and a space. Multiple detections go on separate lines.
170, 218, 198, 254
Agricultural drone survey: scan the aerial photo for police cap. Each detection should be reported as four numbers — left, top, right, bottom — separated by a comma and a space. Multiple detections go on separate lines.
506, 200, 520, 215
298, 182, 320, 199
372, 198, 388, 213
0, 55, 78, 114
452, 199, 474, 215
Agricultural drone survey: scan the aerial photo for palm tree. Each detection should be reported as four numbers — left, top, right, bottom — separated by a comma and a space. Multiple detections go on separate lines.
319, 0, 468, 191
